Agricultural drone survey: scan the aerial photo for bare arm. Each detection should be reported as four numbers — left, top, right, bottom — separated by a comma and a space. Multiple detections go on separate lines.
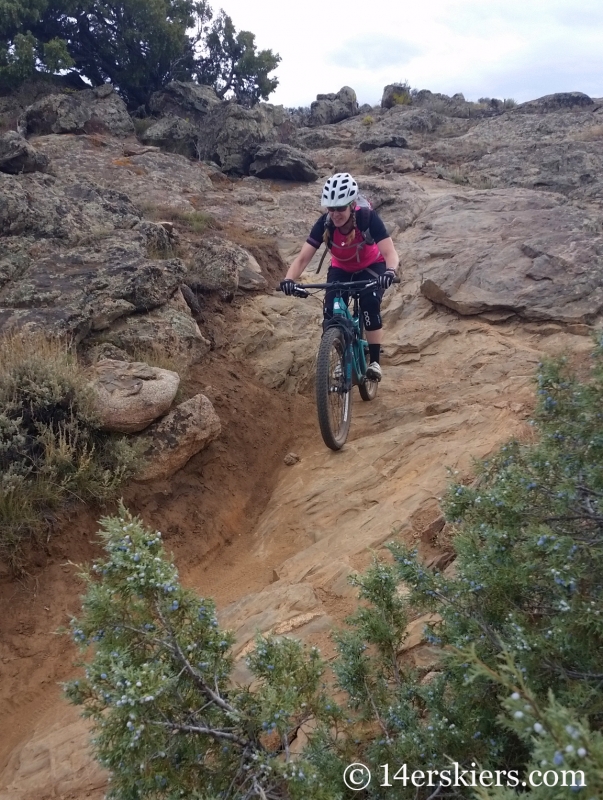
285, 242, 319, 280
377, 237, 400, 272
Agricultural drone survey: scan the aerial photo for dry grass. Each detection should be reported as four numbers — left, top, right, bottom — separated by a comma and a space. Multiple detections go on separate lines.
0, 332, 141, 569
573, 124, 603, 142
111, 157, 147, 176
139, 202, 217, 235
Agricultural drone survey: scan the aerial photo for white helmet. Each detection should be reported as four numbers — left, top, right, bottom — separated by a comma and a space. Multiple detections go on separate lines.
320, 172, 359, 207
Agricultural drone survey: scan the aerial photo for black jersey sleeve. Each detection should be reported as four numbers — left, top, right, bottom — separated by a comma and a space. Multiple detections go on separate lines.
306, 214, 327, 248
368, 209, 389, 243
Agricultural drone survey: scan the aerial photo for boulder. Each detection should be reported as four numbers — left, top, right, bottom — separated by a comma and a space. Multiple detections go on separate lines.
307, 86, 359, 127
238, 251, 268, 291
18, 85, 134, 137
140, 116, 199, 159
249, 144, 319, 182
0, 131, 49, 174
148, 81, 220, 123
358, 134, 409, 152
89, 359, 180, 433
189, 236, 252, 294
197, 102, 279, 174
381, 83, 412, 109
516, 92, 594, 114
135, 393, 221, 482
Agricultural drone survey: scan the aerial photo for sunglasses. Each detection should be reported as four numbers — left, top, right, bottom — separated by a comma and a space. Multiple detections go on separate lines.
327, 204, 350, 213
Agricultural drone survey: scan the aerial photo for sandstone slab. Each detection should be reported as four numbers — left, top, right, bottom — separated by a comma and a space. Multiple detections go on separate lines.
415, 189, 603, 323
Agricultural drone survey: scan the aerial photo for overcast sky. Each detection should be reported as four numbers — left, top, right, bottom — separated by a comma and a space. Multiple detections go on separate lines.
217, 0, 603, 108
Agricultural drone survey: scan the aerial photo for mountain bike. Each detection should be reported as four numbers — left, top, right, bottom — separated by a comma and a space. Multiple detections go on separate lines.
282, 278, 398, 451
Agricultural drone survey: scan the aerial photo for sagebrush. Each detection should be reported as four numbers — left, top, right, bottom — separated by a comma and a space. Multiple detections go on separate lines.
0, 333, 140, 565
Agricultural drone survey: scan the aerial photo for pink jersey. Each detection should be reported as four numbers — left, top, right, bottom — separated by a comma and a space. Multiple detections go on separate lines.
329, 227, 385, 272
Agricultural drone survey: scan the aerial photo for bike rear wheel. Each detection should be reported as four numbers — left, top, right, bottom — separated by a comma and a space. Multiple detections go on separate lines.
358, 343, 378, 401
315, 326, 352, 450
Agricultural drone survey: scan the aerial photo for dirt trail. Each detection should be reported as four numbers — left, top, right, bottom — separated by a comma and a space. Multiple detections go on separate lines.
0, 352, 314, 800
1, 167, 598, 799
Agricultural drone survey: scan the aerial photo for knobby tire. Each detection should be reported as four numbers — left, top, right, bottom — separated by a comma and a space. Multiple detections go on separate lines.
315, 326, 352, 450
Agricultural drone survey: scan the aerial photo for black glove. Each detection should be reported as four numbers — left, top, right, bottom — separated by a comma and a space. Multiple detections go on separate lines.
378, 269, 396, 289
280, 278, 296, 296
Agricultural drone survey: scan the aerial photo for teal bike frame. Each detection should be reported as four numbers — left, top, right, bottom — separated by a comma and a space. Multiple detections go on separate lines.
294, 279, 377, 391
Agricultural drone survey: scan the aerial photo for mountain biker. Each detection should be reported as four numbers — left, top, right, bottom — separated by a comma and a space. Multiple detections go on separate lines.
279, 172, 399, 381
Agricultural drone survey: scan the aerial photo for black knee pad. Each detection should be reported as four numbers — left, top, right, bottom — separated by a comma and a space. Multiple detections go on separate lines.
360, 290, 383, 331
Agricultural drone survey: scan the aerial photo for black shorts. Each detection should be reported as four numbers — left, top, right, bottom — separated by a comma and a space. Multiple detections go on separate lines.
323, 263, 386, 331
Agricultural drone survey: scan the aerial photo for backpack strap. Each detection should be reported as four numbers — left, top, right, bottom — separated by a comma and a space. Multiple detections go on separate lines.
317, 208, 375, 272
355, 207, 374, 244
316, 245, 329, 274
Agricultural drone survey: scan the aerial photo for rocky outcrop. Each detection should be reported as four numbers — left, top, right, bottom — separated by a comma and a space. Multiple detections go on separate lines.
0, 173, 139, 239
295, 126, 355, 150
515, 92, 595, 114
249, 144, 318, 181
89, 359, 180, 433
381, 83, 412, 109
362, 147, 424, 174
18, 84, 134, 137
414, 189, 603, 323
148, 81, 220, 123
93, 289, 211, 365
358, 134, 409, 152
307, 86, 359, 127
196, 102, 280, 174
0, 131, 49, 174
140, 116, 200, 159
135, 393, 221, 482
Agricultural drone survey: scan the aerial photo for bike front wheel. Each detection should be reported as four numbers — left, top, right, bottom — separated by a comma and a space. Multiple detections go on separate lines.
315, 326, 352, 450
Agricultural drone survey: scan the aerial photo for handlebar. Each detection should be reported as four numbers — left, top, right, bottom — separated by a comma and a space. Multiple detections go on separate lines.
278, 277, 400, 298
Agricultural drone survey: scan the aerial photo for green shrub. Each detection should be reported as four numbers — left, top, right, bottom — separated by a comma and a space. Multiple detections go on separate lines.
67, 342, 603, 797
66, 505, 340, 800
362, 114, 375, 126
0, 333, 141, 566
391, 81, 413, 106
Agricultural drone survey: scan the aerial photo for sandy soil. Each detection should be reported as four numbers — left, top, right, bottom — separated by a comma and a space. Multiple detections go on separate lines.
0, 345, 314, 798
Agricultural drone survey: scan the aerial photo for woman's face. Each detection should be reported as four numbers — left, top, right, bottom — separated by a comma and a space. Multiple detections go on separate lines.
327, 204, 352, 227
